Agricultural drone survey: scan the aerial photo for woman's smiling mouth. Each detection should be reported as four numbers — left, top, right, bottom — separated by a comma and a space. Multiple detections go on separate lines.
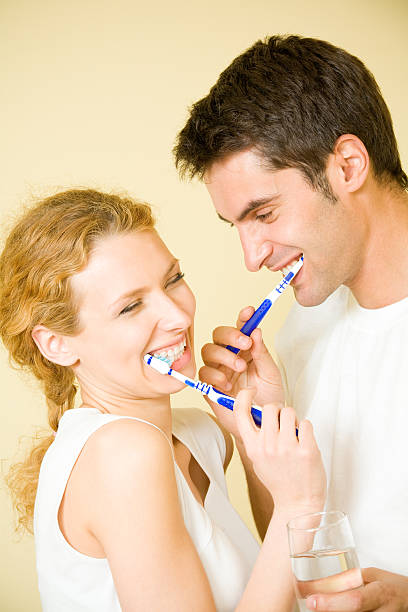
150, 337, 187, 366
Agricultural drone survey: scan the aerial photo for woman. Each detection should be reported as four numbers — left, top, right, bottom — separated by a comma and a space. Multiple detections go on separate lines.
1, 188, 326, 611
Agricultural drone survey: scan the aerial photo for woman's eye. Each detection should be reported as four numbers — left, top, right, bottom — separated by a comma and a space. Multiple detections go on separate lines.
119, 300, 142, 315
166, 272, 185, 287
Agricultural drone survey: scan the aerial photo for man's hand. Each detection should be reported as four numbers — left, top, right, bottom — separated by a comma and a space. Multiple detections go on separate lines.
200, 306, 284, 438
306, 568, 408, 611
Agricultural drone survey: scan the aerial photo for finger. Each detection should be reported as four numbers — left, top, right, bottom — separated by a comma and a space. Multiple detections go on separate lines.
307, 580, 386, 611
306, 589, 364, 611
278, 406, 298, 443
218, 364, 246, 393
360, 581, 392, 610
250, 328, 283, 385
234, 387, 259, 446
260, 402, 282, 446
201, 342, 247, 374
235, 305, 255, 328
212, 325, 253, 353
198, 365, 232, 393
297, 419, 318, 449
361, 567, 387, 584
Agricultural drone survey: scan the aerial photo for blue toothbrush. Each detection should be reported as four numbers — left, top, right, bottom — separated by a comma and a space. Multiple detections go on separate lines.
226, 256, 304, 353
144, 353, 263, 426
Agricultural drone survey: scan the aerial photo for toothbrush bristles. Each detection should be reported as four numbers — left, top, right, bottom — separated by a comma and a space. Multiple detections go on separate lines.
155, 355, 173, 366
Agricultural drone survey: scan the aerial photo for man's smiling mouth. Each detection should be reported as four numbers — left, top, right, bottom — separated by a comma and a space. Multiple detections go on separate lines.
269, 254, 303, 276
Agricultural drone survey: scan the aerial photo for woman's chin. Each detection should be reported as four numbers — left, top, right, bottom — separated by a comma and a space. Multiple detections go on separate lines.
169, 349, 196, 394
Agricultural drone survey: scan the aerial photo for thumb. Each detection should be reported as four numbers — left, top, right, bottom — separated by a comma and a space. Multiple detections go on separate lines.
361, 567, 394, 584
362, 567, 382, 584
250, 328, 280, 381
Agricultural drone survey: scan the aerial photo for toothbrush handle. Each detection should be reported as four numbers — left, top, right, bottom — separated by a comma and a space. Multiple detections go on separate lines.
226, 298, 272, 354
216, 395, 263, 427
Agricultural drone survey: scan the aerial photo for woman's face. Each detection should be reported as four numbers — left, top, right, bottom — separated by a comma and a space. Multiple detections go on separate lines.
66, 229, 196, 399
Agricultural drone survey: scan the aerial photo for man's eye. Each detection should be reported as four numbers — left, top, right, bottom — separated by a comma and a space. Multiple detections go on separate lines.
256, 211, 273, 222
119, 300, 142, 315
166, 272, 185, 287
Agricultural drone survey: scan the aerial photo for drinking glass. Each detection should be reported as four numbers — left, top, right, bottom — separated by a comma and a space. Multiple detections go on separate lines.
287, 511, 363, 612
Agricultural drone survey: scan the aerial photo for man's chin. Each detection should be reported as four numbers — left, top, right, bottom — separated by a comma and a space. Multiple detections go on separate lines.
293, 286, 335, 308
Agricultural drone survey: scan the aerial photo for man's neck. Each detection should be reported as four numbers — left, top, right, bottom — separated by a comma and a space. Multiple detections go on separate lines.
347, 186, 408, 309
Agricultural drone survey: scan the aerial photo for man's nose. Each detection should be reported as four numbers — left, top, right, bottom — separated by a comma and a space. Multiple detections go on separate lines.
238, 226, 274, 272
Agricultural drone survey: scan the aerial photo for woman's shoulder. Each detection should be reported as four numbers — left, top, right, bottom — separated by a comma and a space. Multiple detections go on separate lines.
85, 416, 173, 473
66, 416, 175, 512
173, 408, 233, 471
50, 415, 180, 565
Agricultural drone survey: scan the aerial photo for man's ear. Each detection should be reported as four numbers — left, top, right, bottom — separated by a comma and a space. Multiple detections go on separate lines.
31, 325, 78, 367
327, 134, 370, 192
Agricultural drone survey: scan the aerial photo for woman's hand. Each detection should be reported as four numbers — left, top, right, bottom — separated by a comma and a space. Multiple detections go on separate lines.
234, 388, 327, 517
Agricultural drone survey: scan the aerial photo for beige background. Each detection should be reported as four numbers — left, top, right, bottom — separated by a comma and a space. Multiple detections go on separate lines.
1, 0, 407, 609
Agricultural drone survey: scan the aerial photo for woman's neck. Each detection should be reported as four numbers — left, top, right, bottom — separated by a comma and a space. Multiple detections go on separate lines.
78, 384, 173, 438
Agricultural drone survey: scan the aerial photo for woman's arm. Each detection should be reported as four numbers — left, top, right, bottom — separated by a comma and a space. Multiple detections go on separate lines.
86, 419, 216, 611
234, 388, 327, 612
235, 438, 274, 541
79, 397, 325, 612
210, 412, 273, 540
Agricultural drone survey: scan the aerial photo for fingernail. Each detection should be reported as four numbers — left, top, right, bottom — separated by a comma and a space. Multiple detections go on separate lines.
225, 381, 232, 391
306, 597, 317, 609
238, 336, 250, 348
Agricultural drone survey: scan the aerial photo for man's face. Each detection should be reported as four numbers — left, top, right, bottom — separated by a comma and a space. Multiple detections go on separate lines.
205, 149, 363, 307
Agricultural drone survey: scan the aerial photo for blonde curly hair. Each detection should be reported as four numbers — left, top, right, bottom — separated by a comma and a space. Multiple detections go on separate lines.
0, 188, 155, 533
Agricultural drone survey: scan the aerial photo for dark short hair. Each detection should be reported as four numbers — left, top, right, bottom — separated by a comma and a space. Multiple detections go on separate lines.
174, 35, 407, 194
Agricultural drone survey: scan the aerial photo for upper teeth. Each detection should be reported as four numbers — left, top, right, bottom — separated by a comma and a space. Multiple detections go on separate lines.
153, 340, 186, 365
280, 257, 302, 277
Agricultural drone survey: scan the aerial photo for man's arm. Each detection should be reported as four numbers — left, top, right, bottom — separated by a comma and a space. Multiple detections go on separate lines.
306, 568, 408, 611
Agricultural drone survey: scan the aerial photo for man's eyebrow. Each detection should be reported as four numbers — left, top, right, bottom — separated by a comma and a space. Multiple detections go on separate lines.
217, 195, 280, 225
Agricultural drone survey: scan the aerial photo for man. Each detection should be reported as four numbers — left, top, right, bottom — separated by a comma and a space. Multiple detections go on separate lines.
174, 36, 408, 611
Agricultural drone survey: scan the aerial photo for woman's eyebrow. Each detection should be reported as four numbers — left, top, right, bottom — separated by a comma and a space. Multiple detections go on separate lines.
109, 259, 180, 311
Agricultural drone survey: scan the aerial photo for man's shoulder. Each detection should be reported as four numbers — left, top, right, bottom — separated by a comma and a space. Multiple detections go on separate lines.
275, 285, 349, 373
278, 285, 349, 343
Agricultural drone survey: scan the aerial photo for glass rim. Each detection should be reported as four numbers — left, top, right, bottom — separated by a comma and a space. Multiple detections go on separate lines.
287, 510, 347, 533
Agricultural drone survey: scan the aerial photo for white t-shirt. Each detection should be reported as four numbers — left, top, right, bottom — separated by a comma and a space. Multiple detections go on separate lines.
34, 407, 260, 612
275, 285, 408, 574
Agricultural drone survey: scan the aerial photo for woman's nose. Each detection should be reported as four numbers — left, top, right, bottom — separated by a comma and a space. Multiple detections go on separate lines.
156, 294, 191, 332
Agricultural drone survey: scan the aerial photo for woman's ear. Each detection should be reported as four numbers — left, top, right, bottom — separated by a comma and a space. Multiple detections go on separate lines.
327, 134, 370, 193
32, 325, 78, 366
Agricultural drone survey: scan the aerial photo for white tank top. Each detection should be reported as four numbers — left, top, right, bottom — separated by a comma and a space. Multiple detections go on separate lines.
34, 407, 260, 611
